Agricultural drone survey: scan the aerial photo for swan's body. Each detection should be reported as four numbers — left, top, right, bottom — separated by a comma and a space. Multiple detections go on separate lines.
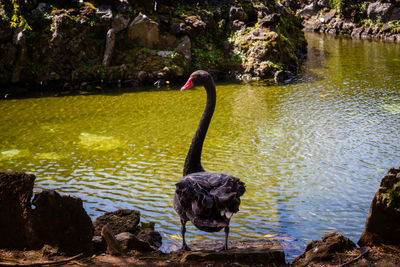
173, 70, 246, 250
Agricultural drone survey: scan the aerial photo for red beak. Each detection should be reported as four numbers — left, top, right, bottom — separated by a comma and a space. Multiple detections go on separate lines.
181, 77, 194, 91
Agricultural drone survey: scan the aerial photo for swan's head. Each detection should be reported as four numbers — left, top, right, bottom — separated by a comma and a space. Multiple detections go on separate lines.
181, 70, 212, 91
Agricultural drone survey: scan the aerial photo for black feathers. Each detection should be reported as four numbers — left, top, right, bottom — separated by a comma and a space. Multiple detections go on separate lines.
174, 172, 245, 232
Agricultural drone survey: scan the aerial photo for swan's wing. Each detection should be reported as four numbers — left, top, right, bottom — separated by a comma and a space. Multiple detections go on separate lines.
174, 172, 246, 225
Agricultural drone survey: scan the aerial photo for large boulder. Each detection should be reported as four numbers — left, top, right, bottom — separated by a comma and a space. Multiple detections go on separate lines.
0, 172, 94, 255
127, 13, 160, 49
358, 167, 400, 246
93, 209, 141, 236
0, 172, 35, 249
296, 2, 322, 17
367, 1, 394, 22
30, 190, 94, 254
293, 232, 356, 266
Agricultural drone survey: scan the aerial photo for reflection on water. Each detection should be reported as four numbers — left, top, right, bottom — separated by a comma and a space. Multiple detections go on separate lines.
1, 33, 400, 260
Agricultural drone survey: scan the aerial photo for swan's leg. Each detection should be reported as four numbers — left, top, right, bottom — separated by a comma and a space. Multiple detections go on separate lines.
181, 219, 190, 251
223, 226, 230, 250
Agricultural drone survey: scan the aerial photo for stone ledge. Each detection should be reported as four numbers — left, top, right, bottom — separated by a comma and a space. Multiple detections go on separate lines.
174, 240, 285, 265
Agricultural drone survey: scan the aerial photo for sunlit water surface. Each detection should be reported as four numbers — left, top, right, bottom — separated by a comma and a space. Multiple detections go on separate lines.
1, 33, 400, 261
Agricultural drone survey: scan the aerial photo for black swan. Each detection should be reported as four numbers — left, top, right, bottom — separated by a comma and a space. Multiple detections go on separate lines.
173, 70, 246, 250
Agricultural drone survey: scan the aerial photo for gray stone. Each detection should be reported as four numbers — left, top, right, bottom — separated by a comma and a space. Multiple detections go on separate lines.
297, 2, 322, 17
103, 28, 115, 67
157, 50, 174, 58
137, 71, 147, 81
112, 14, 130, 33
97, 5, 113, 21
127, 13, 160, 49
231, 19, 245, 31
351, 27, 364, 38
323, 9, 336, 24
367, 2, 394, 22
176, 35, 191, 62
259, 14, 280, 28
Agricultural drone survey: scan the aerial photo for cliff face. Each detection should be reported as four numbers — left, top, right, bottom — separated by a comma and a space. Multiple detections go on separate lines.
0, 0, 307, 90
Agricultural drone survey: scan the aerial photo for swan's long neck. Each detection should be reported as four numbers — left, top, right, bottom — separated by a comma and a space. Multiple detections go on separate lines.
183, 80, 216, 176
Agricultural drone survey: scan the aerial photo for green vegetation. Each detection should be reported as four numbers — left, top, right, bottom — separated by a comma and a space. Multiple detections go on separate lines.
329, 0, 371, 12
0, 0, 31, 30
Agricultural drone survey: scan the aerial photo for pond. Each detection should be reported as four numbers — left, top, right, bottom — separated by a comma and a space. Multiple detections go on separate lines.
1, 33, 400, 260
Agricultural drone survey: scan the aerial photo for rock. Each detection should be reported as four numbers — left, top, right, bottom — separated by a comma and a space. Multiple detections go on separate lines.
0, 172, 35, 249
231, 19, 245, 31
115, 232, 155, 252
259, 13, 280, 28
390, 7, 400, 21
127, 13, 160, 49
103, 28, 116, 67
92, 235, 107, 254
351, 27, 364, 38
169, 21, 182, 35
274, 70, 293, 83
297, 2, 322, 17
323, 9, 336, 24
111, 14, 130, 33
229, 6, 246, 22
96, 5, 113, 21
178, 240, 285, 265
367, 2, 394, 22
382, 24, 390, 33
93, 209, 141, 236
116, 2, 132, 13
358, 167, 400, 246
137, 71, 147, 82
282, 0, 299, 12
30, 189, 94, 255
11, 27, 27, 84
317, 0, 330, 8
137, 228, 162, 248
101, 224, 124, 256
293, 232, 356, 266
176, 35, 191, 62
184, 15, 206, 29
157, 50, 174, 58
31, 2, 50, 18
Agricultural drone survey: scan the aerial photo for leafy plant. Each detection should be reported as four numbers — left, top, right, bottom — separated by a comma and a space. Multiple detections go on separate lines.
0, 0, 31, 30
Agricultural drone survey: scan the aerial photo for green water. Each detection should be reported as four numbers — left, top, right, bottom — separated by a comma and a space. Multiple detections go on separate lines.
1, 33, 400, 259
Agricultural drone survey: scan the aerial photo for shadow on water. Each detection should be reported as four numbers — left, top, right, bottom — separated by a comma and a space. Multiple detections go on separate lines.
0, 84, 180, 100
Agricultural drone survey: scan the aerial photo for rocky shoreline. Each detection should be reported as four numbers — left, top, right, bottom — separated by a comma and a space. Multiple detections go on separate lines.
1, 168, 399, 266
0, 0, 306, 92
296, 0, 400, 43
